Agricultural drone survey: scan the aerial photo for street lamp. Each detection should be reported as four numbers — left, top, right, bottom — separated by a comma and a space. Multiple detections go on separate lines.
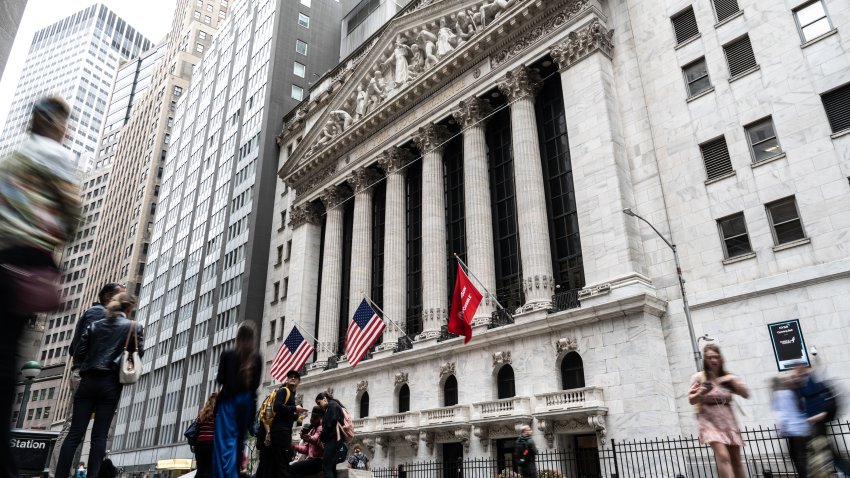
16, 360, 42, 428
622, 208, 702, 372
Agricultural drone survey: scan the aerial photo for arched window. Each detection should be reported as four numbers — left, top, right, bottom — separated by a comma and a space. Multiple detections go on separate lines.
561, 352, 586, 390
359, 391, 370, 418
398, 384, 410, 413
444, 375, 458, 406
497, 365, 515, 399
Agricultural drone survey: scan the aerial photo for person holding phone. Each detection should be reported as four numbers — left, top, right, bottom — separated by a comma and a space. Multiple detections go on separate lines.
688, 343, 750, 478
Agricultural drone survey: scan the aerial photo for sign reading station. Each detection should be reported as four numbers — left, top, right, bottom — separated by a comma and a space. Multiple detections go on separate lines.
10, 429, 58, 473
767, 319, 810, 371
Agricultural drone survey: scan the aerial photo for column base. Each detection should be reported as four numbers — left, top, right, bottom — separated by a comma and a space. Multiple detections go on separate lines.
512, 307, 548, 325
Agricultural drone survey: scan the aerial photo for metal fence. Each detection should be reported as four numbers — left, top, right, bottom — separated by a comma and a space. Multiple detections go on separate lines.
372, 421, 850, 478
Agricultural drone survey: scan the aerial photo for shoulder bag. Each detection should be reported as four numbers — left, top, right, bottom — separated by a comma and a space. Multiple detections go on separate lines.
119, 321, 142, 384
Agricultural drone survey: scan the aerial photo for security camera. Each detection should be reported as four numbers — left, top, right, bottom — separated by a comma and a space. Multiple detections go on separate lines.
811, 346, 818, 356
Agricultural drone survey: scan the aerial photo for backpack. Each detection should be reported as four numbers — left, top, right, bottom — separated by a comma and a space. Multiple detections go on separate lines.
258, 387, 291, 428
515, 437, 530, 465
818, 381, 840, 422
336, 403, 355, 443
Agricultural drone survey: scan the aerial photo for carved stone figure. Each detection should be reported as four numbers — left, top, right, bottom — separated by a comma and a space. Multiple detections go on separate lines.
418, 30, 439, 69
366, 70, 385, 113
330, 110, 353, 131
384, 36, 411, 87
312, 119, 341, 151
436, 19, 457, 57
455, 10, 476, 42
474, 0, 515, 29
354, 85, 367, 119
408, 43, 424, 78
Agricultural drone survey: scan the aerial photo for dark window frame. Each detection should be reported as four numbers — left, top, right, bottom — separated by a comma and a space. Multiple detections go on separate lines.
711, 0, 741, 23
496, 365, 516, 399
722, 34, 758, 78
821, 82, 850, 134
561, 352, 586, 390
700, 135, 734, 181
444, 375, 459, 407
744, 116, 783, 162
793, 0, 833, 43
716, 212, 753, 259
359, 392, 370, 418
682, 57, 712, 98
398, 384, 411, 413
766, 196, 807, 246
671, 6, 700, 45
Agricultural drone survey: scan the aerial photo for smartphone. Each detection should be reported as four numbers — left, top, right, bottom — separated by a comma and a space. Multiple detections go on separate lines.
702, 381, 713, 391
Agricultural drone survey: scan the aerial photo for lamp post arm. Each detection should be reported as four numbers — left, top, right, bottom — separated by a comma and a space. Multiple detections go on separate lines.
633, 213, 674, 251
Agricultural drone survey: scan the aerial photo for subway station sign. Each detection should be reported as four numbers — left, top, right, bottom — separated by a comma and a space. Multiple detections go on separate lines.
10, 429, 58, 474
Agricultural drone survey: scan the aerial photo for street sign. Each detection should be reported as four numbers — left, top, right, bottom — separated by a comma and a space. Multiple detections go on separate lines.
10, 429, 58, 474
767, 319, 810, 371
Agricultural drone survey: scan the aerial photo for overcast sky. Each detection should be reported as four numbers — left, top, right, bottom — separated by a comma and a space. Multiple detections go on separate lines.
0, 0, 176, 130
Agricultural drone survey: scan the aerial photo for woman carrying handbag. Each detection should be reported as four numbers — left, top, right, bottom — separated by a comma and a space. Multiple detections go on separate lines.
55, 292, 145, 478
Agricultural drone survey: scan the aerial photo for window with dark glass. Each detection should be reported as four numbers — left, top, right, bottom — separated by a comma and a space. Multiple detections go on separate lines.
561, 352, 586, 390
766, 196, 806, 245
337, 201, 355, 354
443, 131, 466, 303
398, 384, 410, 413
497, 365, 515, 399
372, 180, 386, 309
683, 58, 712, 97
671, 7, 699, 45
406, 160, 423, 336
717, 212, 752, 259
444, 375, 459, 406
700, 136, 733, 180
745, 117, 782, 162
821, 82, 850, 134
359, 392, 370, 418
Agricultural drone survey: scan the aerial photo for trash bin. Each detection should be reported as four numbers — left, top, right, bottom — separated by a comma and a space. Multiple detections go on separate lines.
10, 428, 59, 477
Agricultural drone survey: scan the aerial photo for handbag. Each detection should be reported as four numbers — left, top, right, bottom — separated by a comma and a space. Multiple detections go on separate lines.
1, 263, 60, 314
335, 442, 348, 464
184, 420, 200, 447
119, 321, 142, 384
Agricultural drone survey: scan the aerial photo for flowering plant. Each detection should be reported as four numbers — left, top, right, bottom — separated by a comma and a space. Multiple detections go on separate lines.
539, 471, 565, 478
494, 470, 521, 478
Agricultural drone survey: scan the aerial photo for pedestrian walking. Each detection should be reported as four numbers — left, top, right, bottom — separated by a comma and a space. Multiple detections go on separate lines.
55, 292, 144, 478
347, 444, 369, 470
214, 322, 263, 478
74, 463, 86, 478
256, 369, 306, 478
771, 374, 809, 478
290, 406, 325, 475
514, 425, 538, 478
316, 392, 347, 478
49, 282, 125, 476
0, 96, 80, 478
792, 366, 850, 477
688, 343, 750, 478
195, 392, 218, 478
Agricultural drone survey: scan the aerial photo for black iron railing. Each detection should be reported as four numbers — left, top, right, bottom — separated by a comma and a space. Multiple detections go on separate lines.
488, 309, 514, 329
551, 288, 581, 312
395, 336, 413, 353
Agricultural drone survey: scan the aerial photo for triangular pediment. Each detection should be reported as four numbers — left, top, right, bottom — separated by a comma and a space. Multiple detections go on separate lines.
281, 0, 537, 187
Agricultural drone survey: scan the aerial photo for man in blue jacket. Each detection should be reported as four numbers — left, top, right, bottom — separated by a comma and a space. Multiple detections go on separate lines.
794, 366, 850, 475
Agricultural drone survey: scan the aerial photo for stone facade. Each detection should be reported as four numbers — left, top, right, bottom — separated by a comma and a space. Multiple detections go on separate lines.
271, 0, 850, 468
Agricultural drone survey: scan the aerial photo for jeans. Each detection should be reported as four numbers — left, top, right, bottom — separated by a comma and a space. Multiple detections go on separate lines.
214, 392, 255, 478
322, 439, 340, 478
55, 371, 123, 478
786, 436, 808, 478
49, 369, 82, 477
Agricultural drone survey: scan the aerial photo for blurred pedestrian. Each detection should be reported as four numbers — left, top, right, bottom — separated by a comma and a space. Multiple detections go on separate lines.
514, 425, 537, 478
49, 282, 125, 476
0, 96, 80, 478
316, 392, 347, 478
771, 374, 809, 478
290, 406, 325, 475
56, 292, 144, 478
195, 392, 218, 478
793, 366, 850, 477
688, 343, 750, 478
214, 322, 262, 478
347, 444, 369, 470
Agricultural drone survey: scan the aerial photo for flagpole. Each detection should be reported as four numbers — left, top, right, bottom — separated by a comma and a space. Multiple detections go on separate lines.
290, 321, 332, 355
453, 253, 512, 318
361, 293, 411, 341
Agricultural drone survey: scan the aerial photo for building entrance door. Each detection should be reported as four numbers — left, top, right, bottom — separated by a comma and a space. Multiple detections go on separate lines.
575, 434, 601, 477
442, 442, 464, 478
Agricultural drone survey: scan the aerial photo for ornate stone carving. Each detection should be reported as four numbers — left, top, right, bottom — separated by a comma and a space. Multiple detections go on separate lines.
403, 433, 419, 452
420, 431, 435, 453
348, 167, 383, 194
492, 350, 512, 367
357, 380, 368, 393
497, 66, 543, 102
289, 201, 323, 229
362, 437, 376, 454
577, 283, 611, 300
451, 97, 494, 129
455, 428, 471, 452
412, 123, 452, 155
320, 184, 348, 209
492, 0, 591, 67
474, 0, 517, 29
394, 372, 409, 386
474, 426, 489, 451
377, 147, 414, 174
375, 435, 390, 457
550, 19, 615, 72
537, 420, 555, 448
556, 337, 578, 355
439, 362, 456, 379
524, 274, 555, 293
294, 164, 337, 199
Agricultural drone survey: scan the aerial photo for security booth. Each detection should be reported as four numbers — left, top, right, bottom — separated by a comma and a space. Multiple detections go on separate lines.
10, 429, 59, 477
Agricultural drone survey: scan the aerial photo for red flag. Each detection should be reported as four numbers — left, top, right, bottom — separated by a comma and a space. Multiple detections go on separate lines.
448, 263, 483, 343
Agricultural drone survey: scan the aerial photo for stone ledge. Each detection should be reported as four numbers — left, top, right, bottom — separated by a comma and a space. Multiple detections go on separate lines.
713, 10, 744, 29
686, 86, 715, 103
801, 28, 838, 49
750, 152, 786, 169
674, 34, 701, 50
704, 170, 736, 186
830, 128, 850, 140
772, 237, 811, 252
728, 65, 760, 84
722, 251, 756, 265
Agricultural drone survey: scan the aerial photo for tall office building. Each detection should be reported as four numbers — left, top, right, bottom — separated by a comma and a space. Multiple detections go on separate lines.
0, 4, 152, 169
109, 0, 352, 471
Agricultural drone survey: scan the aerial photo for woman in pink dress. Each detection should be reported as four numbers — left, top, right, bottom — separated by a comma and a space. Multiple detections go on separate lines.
688, 344, 750, 478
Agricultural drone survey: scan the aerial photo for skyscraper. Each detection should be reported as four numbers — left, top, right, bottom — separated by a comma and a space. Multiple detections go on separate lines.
109, 0, 353, 470
0, 4, 152, 170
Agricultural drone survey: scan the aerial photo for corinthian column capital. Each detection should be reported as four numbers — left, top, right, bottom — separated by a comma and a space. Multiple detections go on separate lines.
412, 123, 452, 155
348, 167, 383, 194
452, 97, 494, 129
497, 65, 542, 102
550, 19, 614, 72
289, 201, 323, 228
320, 184, 349, 209
378, 147, 415, 174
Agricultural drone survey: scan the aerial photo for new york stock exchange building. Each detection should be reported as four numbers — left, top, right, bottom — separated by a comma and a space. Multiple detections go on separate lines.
271, 0, 850, 472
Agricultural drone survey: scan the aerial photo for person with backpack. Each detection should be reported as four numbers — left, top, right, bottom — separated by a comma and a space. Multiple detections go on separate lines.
316, 392, 352, 478
256, 370, 306, 478
793, 365, 850, 476
347, 444, 369, 470
514, 425, 538, 477
193, 393, 218, 478
772, 374, 810, 478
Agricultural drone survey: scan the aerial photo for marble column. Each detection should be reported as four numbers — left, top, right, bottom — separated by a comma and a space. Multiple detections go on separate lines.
451, 97, 497, 324
284, 201, 323, 364
376, 147, 413, 350
498, 66, 555, 311
412, 123, 452, 339
347, 167, 383, 326
314, 185, 347, 367
550, 20, 647, 287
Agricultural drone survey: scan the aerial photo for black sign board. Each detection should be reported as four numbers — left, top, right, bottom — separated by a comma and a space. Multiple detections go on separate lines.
768, 319, 810, 371
10, 429, 58, 474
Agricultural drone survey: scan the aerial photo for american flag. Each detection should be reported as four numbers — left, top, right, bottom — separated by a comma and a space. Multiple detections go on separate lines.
345, 299, 385, 368
270, 326, 314, 382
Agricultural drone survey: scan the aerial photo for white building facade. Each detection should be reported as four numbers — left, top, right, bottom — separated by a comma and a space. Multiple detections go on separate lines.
273, 0, 850, 470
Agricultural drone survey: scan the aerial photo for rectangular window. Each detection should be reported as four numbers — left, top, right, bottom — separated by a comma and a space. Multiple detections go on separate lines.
794, 0, 833, 43
766, 196, 806, 245
293, 61, 306, 78
700, 136, 733, 180
745, 117, 782, 162
269, 320, 276, 342
295, 40, 308, 55
204, 15, 211, 24
272, 282, 280, 302
285, 240, 292, 261
723, 35, 757, 77
195, 43, 204, 53
671, 7, 699, 45
717, 212, 752, 258
712, 0, 740, 22
205, 4, 213, 12
276, 245, 283, 265
683, 57, 711, 97
300, 0, 311, 6
298, 13, 310, 28
282, 278, 289, 299
199, 31, 207, 40
821, 83, 850, 134
291, 85, 304, 101
193, 11, 200, 20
